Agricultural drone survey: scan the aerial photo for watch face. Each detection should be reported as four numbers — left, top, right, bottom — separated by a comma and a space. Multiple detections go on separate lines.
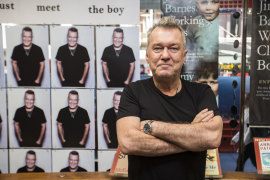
144, 123, 151, 133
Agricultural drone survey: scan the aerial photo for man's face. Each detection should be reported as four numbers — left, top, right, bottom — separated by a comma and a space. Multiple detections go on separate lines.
68, 94, 79, 110
67, 31, 78, 48
69, 154, 79, 170
22, 31, 33, 48
113, 32, 123, 49
197, 0, 219, 21
146, 27, 187, 79
197, 75, 218, 96
24, 93, 35, 110
113, 94, 121, 110
26, 154, 36, 169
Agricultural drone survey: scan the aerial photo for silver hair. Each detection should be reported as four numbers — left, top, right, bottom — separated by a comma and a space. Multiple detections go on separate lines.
147, 16, 186, 49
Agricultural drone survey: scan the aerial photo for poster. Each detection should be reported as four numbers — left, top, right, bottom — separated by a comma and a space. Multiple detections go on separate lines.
0, 0, 139, 174
8, 89, 51, 148
250, 0, 270, 126
254, 138, 270, 174
5, 25, 50, 87
51, 89, 95, 149
9, 149, 51, 173
161, 0, 219, 81
96, 26, 140, 88
52, 149, 94, 172
50, 26, 95, 88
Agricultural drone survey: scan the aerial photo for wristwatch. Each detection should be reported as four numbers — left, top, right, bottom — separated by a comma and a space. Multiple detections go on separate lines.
143, 120, 154, 134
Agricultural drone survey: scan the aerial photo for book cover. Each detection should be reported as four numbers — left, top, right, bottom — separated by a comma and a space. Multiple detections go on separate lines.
205, 148, 222, 178
254, 137, 270, 174
110, 147, 223, 178
110, 147, 128, 177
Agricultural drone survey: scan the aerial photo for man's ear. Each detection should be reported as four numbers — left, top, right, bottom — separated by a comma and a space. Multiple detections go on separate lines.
145, 49, 149, 63
182, 49, 188, 63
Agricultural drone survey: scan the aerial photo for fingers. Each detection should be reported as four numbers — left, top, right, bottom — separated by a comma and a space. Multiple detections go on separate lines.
193, 109, 214, 123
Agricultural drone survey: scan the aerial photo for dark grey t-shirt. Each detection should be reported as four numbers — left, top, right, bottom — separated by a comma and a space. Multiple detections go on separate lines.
117, 78, 220, 180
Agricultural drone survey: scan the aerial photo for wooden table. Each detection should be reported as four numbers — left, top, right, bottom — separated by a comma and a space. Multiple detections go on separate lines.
0, 171, 270, 180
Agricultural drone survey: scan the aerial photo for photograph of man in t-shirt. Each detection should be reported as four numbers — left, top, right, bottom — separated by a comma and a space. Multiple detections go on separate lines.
13, 90, 46, 147
102, 91, 122, 148
60, 151, 87, 172
56, 90, 90, 147
11, 27, 45, 86
56, 27, 90, 87
101, 28, 136, 87
17, 150, 45, 173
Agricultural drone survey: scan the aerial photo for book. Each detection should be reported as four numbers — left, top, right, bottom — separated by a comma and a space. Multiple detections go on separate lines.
205, 148, 223, 178
110, 147, 128, 177
254, 137, 270, 174
110, 147, 223, 178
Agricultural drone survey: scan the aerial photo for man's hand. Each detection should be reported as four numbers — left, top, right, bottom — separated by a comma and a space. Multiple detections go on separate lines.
79, 79, 84, 84
34, 79, 40, 84
106, 138, 111, 144
192, 109, 214, 124
140, 120, 149, 131
79, 140, 85, 145
36, 139, 41, 145
61, 139, 66, 143
106, 78, 111, 83
19, 137, 23, 142
124, 80, 129, 85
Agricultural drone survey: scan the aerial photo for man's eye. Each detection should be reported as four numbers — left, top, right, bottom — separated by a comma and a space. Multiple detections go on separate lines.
169, 48, 179, 52
154, 47, 162, 51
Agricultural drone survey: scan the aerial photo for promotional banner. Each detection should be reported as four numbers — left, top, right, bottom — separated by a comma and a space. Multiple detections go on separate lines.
161, 0, 219, 82
250, 0, 270, 126
0, 0, 139, 173
0, 0, 139, 25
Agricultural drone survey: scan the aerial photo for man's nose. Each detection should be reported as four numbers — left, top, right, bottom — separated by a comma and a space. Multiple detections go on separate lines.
161, 47, 170, 61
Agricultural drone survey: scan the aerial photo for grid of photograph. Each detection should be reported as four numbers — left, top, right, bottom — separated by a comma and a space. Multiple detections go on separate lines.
0, 24, 140, 173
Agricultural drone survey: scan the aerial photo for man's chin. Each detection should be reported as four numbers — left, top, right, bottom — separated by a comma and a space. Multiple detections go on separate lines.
155, 72, 173, 78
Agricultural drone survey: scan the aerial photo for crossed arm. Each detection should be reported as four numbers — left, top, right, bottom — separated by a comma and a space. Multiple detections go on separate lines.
117, 109, 223, 157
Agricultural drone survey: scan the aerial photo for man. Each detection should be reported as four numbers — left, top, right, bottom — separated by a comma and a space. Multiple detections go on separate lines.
101, 28, 135, 87
60, 151, 87, 172
11, 27, 45, 86
102, 91, 122, 148
17, 150, 45, 173
117, 17, 223, 180
14, 90, 46, 147
57, 90, 90, 147
56, 27, 90, 87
